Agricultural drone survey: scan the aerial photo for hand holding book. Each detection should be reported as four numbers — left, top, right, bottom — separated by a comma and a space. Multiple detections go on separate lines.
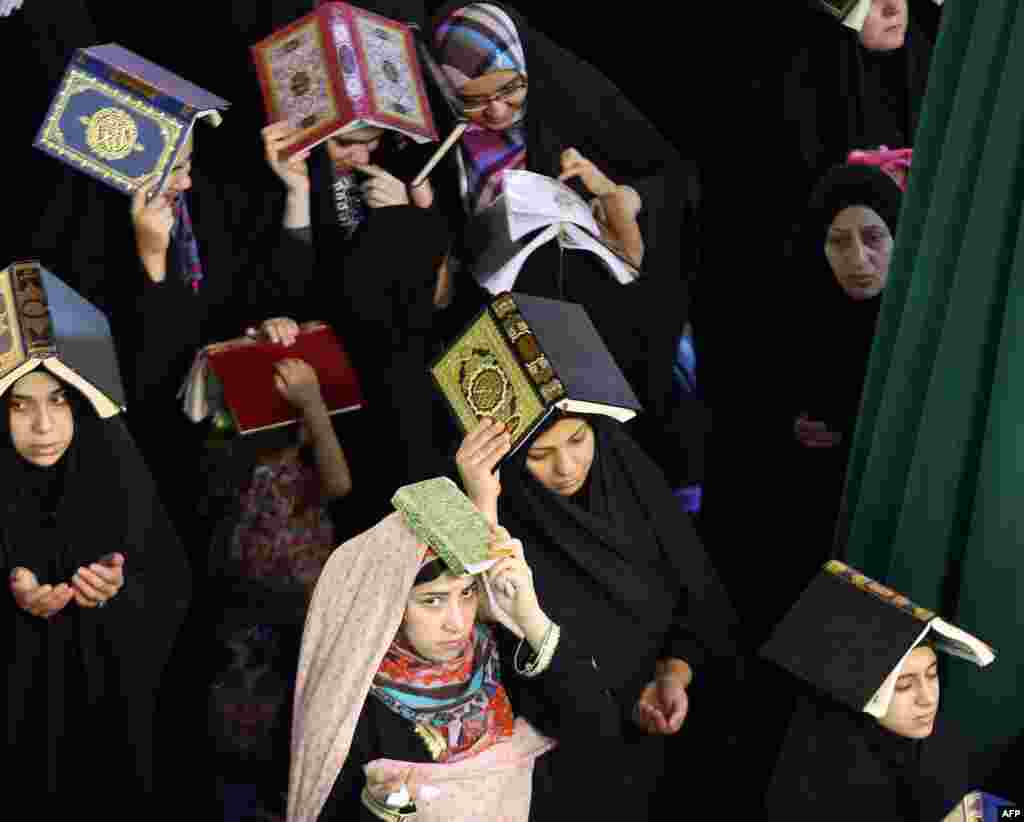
130, 176, 175, 282
454, 417, 512, 526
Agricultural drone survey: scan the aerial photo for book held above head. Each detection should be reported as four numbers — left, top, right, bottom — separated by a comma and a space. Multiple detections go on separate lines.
251, 1, 439, 159
179, 321, 364, 435
33, 44, 229, 196
0, 260, 125, 418
429, 291, 642, 461
760, 559, 995, 718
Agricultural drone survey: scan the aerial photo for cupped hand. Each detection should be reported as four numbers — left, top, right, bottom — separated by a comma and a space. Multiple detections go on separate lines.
365, 767, 419, 806
455, 418, 511, 524
262, 121, 311, 193
558, 147, 617, 198
71, 552, 125, 608
356, 163, 411, 208
794, 413, 842, 449
634, 672, 690, 735
10, 567, 74, 619
273, 358, 324, 412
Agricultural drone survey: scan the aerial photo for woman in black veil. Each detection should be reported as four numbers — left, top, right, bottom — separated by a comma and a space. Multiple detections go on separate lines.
2, 371, 190, 810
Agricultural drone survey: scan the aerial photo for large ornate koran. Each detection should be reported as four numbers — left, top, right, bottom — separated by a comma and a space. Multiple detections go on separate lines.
33, 44, 229, 196
0, 260, 126, 417
251, 1, 438, 158
429, 292, 642, 462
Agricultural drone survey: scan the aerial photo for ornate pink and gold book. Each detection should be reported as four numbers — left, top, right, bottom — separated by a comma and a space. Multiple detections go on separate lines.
251, 2, 438, 158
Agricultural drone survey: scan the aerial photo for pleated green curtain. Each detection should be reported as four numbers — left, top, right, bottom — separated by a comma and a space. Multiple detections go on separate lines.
838, 0, 1024, 774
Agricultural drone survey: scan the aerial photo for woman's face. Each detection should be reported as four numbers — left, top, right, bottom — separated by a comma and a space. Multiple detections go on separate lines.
401, 571, 480, 662
525, 418, 595, 496
877, 646, 940, 739
7, 371, 74, 467
325, 126, 383, 173
824, 205, 894, 300
161, 134, 194, 207
457, 69, 527, 132
859, 0, 908, 51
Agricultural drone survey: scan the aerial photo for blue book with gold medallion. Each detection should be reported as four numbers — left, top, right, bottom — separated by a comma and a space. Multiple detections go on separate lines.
33, 44, 229, 196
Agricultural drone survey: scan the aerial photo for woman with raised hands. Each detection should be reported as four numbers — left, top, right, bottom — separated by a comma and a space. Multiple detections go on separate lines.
287, 503, 622, 821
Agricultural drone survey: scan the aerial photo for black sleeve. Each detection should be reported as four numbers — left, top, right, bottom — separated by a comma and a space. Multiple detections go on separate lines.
317, 707, 379, 822
499, 627, 622, 745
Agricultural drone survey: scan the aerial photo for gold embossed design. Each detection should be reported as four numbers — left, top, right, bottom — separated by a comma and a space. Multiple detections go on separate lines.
0, 268, 27, 377
525, 356, 554, 384
80, 107, 145, 160
491, 294, 517, 319
38, 69, 182, 191
824, 560, 936, 622
12, 262, 55, 356
290, 72, 312, 97
503, 317, 529, 340
431, 309, 546, 452
539, 379, 565, 404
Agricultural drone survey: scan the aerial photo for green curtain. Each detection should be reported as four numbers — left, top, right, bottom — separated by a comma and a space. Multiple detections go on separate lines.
838, 0, 1024, 775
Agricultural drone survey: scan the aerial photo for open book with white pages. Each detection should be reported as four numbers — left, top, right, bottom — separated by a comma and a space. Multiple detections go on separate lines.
470, 170, 640, 295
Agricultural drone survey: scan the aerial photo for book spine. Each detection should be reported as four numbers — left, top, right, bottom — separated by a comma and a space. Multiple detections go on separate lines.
823, 560, 936, 623
10, 261, 56, 358
330, 4, 369, 123
489, 292, 568, 409
73, 51, 189, 122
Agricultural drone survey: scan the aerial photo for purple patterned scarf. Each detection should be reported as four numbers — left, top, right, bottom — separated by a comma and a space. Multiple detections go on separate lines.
172, 195, 204, 293
434, 3, 528, 212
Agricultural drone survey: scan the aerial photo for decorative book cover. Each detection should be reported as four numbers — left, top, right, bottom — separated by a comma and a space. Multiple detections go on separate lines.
204, 323, 364, 435
760, 560, 994, 718
251, 1, 438, 159
429, 292, 642, 460
33, 44, 230, 196
0, 260, 126, 417
391, 477, 498, 576
942, 792, 1018, 822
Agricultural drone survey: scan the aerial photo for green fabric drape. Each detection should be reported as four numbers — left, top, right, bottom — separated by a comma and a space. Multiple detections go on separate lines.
838, 0, 1024, 774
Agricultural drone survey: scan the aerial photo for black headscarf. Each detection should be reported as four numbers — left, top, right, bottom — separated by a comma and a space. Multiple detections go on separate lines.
427, 2, 700, 485
784, 7, 933, 198
795, 162, 905, 436
1, 377, 191, 804
497, 414, 739, 703
766, 689, 969, 820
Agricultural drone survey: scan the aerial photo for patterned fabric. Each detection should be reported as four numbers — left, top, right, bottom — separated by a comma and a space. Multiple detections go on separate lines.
330, 166, 368, 237
229, 451, 337, 593
172, 194, 204, 293
433, 4, 526, 91
459, 123, 527, 213
434, 3, 528, 212
370, 623, 515, 763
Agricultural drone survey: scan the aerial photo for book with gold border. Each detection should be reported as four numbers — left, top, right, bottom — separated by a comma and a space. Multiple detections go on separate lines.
429, 292, 641, 460
0, 260, 125, 417
251, 2, 438, 159
33, 44, 229, 196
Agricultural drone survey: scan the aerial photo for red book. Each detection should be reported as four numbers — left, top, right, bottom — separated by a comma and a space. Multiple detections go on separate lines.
205, 323, 364, 435
251, 2, 438, 159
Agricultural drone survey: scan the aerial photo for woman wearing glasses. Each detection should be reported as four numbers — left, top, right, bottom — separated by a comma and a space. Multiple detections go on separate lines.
427, 2, 705, 494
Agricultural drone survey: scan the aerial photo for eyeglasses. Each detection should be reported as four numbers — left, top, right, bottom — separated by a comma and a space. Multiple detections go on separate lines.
459, 77, 528, 114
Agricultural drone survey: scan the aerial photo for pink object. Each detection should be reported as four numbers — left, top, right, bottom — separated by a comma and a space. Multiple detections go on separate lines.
365, 719, 557, 822
847, 146, 913, 191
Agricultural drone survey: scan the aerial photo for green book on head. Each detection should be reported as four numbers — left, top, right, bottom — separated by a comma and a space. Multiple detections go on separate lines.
391, 477, 499, 576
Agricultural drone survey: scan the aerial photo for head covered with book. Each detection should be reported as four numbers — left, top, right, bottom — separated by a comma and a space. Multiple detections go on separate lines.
287, 500, 554, 822
761, 560, 993, 818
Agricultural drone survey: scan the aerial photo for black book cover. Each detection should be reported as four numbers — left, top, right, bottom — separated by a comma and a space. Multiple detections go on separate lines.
759, 566, 928, 713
